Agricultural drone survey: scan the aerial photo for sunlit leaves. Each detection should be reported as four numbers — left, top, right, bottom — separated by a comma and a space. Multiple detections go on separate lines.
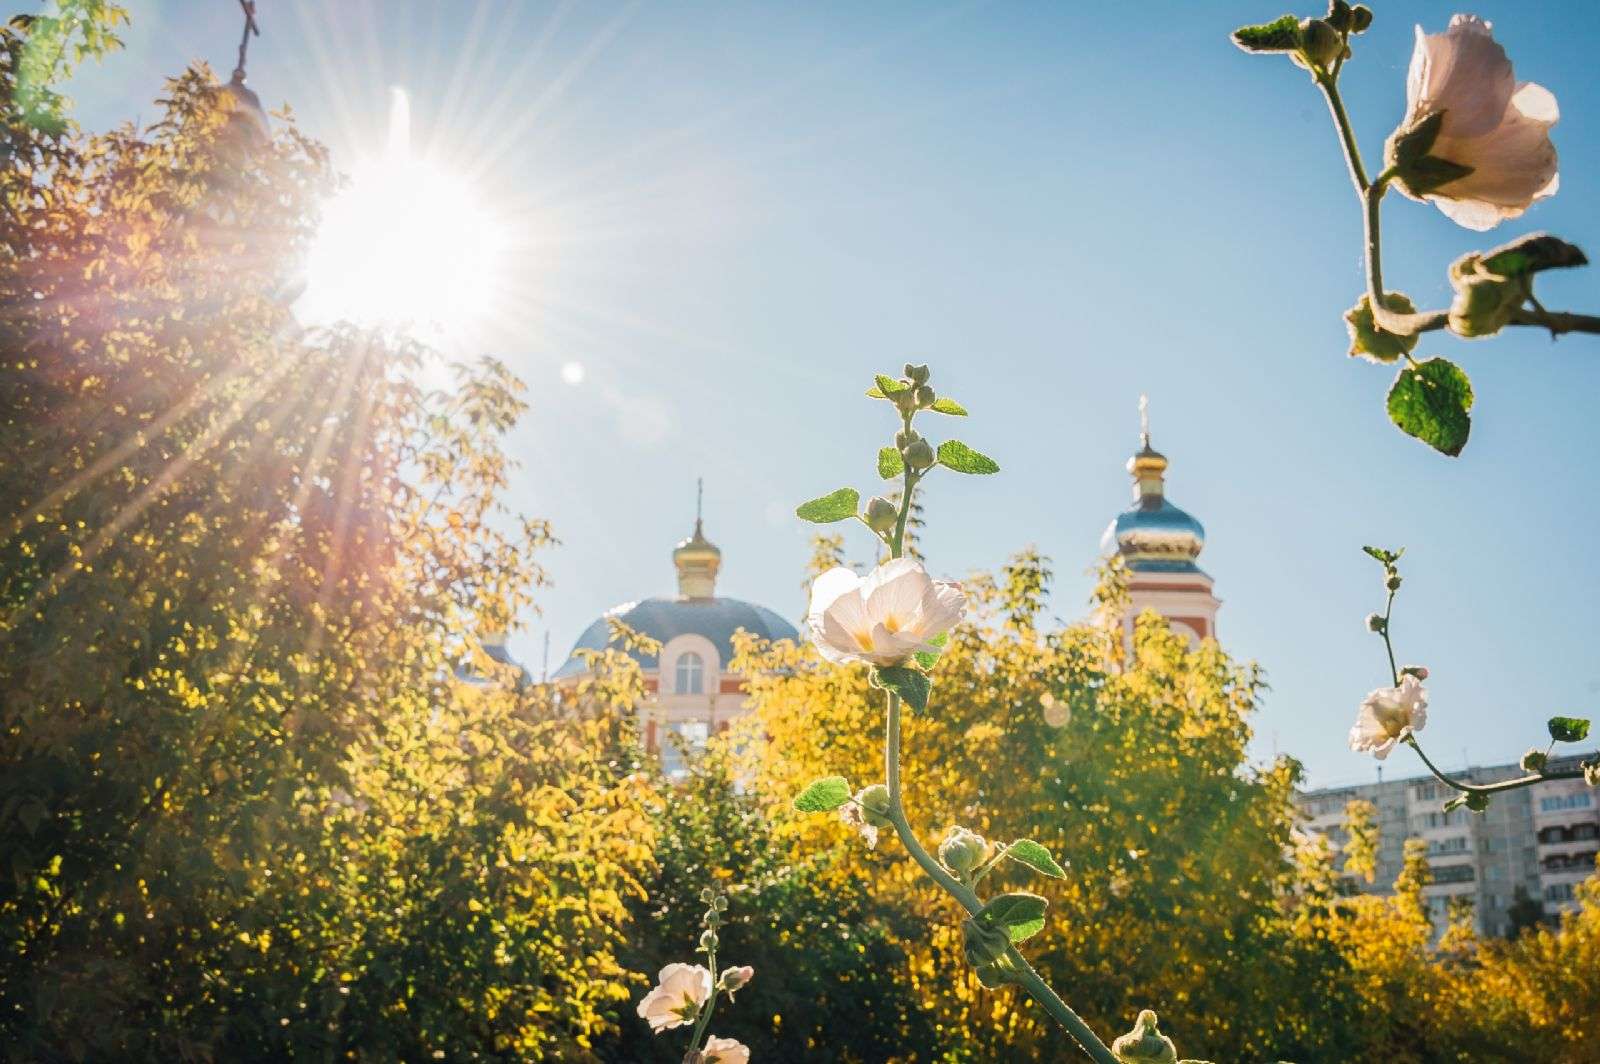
793, 776, 852, 812
878, 447, 904, 480
975, 892, 1048, 943
1005, 840, 1066, 879
928, 397, 968, 416
1231, 15, 1300, 52
873, 664, 931, 712
795, 487, 860, 523
936, 440, 999, 475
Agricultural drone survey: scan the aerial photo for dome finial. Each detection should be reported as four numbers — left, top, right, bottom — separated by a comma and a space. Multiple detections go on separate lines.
1139, 393, 1150, 448
674, 478, 721, 599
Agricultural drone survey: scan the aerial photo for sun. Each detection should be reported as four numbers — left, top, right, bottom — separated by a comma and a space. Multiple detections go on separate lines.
300, 88, 503, 341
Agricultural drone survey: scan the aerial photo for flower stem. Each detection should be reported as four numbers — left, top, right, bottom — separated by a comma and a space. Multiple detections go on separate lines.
1405, 735, 1585, 796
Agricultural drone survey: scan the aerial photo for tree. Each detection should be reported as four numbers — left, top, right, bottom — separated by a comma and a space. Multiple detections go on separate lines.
1, 21, 654, 1058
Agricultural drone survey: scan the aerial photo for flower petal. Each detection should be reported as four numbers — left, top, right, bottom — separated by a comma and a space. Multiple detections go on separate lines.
808, 566, 863, 622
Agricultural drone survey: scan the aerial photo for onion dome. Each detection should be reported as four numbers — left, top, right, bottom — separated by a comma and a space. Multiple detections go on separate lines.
1100, 401, 1206, 574
673, 517, 722, 600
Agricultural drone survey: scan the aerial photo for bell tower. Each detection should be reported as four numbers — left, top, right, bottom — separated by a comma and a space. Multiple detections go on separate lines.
1100, 397, 1220, 645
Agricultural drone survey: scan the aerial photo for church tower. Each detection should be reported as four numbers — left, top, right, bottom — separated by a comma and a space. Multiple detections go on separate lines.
1100, 397, 1220, 646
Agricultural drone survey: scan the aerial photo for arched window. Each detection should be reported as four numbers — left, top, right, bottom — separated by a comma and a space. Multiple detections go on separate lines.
674, 651, 705, 695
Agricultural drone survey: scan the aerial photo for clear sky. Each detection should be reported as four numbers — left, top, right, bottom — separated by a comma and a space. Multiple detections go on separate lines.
34, 0, 1600, 787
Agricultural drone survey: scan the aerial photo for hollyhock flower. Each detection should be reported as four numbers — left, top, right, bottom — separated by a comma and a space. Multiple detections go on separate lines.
718, 965, 754, 997
806, 558, 964, 667
636, 963, 711, 1033
702, 1036, 751, 1064
1392, 15, 1558, 230
1348, 674, 1429, 759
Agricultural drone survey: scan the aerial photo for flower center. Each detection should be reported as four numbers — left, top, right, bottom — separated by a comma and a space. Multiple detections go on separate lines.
883, 614, 903, 634
854, 630, 875, 652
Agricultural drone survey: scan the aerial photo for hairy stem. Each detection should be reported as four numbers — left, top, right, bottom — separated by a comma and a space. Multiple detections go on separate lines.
1405, 735, 1586, 796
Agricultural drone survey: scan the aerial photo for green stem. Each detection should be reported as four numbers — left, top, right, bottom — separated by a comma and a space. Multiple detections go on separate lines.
687, 957, 720, 1054
1405, 736, 1585, 796
1379, 589, 1398, 688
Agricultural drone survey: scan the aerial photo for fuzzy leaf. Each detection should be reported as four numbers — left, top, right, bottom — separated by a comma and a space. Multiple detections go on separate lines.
1006, 839, 1067, 879
936, 440, 999, 475
877, 447, 904, 480
1231, 14, 1300, 52
1362, 545, 1403, 566
928, 397, 968, 416
1549, 717, 1592, 743
866, 374, 911, 399
913, 631, 949, 671
1387, 358, 1473, 457
796, 488, 860, 523
975, 892, 1048, 943
874, 665, 931, 713
792, 776, 851, 812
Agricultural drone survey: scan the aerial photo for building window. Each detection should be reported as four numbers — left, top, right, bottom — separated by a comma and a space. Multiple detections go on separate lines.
674, 652, 705, 695
1545, 882, 1577, 904
1431, 864, 1476, 884
1427, 836, 1470, 856
658, 720, 710, 778
1540, 792, 1593, 813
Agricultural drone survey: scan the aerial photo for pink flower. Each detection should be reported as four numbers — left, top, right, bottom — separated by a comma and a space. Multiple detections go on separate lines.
806, 558, 964, 667
702, 1036, 751, 1064
1393, 15, 1558, 230
636, 963, 711, 1033
718, 964, 754, 997
1348, 675, 1429, 760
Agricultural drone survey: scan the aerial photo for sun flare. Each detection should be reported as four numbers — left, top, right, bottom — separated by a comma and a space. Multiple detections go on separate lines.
300, 88, 503, 341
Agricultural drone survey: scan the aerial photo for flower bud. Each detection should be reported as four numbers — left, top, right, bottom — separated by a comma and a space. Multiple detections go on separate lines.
892, 386, 918, 414
1465, 791, 1490, 813
903, 438, 935, 471
1296, 17, 1342, 70
699, 929, 718, 951
1365, 613, 1386, 634
1520, 748, 1549, 773
913, 385, 935, 409
1584, 760, 1600, 788
904, 363, 930, 385
855, 783, 893, 828
1400, 664, 1429, 681
1448, 252, 1527, 339
864, 496, 898, 534
699, 887, 717, 904
1385, 574, 1402, 592
1111, 1010, 1178, 1064
895, 430, 912, 449
962, 917, 1011, 968
938, 826, 987, 875
718, 964, 754, 994
712, 895, 729, 911
1350, 4, 1373, 32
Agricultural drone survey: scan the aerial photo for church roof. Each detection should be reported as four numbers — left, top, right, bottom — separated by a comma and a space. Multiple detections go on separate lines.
552, 595, 798, 679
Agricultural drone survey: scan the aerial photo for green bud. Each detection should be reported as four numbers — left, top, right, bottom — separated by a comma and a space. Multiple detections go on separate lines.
1112, 1009, 1178, 1064
1386, 574, 1402, 592
699, 887, 716, 904
903, 438, 935, 471
713, 895, 729, 912
855, 783, 894, 828
1400, 664, 1429, 681
700, 929, 720, 951
1324, 0, 1352, 32
1465, 792, 1490, 814
1344, 291, 1420, 364
892, 386, 918, 414
1295, 18, 1342, 70
1350, 4, 1373, 32
904, 363, 930, 385
1448, 252, 1528, 339
938, 826, 988, 875
973, 961, 1009, 989
1365, 613, 1386, 634
864, 496, 898, 533
962, 917, 1011, 968
1584, 761, 1600, 788
1520, 748, 1549, 773
913, 385, 935, 409
895, 429, 912, 449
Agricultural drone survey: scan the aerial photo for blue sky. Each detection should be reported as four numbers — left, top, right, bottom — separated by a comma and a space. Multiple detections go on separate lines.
36, 0, 1600, 787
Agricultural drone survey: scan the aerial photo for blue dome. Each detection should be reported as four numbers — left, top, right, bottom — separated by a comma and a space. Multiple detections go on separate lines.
553, 596, 799, 679
1102, 498, 1207, 574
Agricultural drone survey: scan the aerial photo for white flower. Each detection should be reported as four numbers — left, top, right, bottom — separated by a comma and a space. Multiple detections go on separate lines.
636, 963, 711, 1033
702, 1036, 751, 1064
806, 558, 965, 667
1348, 675, 1429, 759
1394, 14, 1558, 230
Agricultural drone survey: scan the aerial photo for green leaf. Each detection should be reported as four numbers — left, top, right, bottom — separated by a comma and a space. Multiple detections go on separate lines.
974, 892, 1048, 943
1387, 357, 1473, 457
796, 487, 860, 523
1344, 291, 1420, 364
792, 776, 851, 812
913, 631, 949, 671
1549, 717, 1592, 743
1231, 14, 1300, 52
1005, 839, 1066, 879
866, 374, 911, 399
928, 396, 968, 416
1386, 111, 1444, 170
874, 665, 931, 713
936, 440, 1000, 475
877, 447, 904, 480
1362, 545, 1403, 566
